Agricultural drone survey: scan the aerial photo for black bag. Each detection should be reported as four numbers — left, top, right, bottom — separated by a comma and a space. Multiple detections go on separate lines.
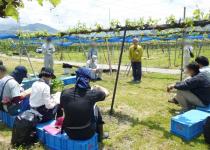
204, 116, 210, 144
11, 111, 38, 146
189, 48, 194, 58
0, 78, 13, 111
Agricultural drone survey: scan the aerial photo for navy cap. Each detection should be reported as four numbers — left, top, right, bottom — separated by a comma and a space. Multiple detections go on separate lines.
11, 66, 28, 84
0, 65, 6, 72
40, 67, 56, 79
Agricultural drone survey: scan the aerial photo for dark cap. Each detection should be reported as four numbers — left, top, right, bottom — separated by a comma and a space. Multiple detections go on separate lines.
46, 37, 52, 42
0, 65, 6, 72
0, 59, 3, 65
40, 67, 56, 79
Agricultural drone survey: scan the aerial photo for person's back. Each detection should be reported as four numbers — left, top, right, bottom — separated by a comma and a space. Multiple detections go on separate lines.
61, 87, 105, 127
200, 66, 210, 80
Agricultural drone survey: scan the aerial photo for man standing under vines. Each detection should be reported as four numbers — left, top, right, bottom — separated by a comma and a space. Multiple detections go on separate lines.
129, 38, 143, 83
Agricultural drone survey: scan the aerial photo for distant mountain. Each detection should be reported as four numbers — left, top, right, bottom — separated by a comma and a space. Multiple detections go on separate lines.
19, 23, 58, 33
0, 23, 58, 34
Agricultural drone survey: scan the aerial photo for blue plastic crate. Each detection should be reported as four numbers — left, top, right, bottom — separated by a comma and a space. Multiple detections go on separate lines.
2, 111, 7, 123
45, 132, 63, 150
197, 104, 210, 113
36, 120, 56, 143
1, 111, 16, 127
170, 110, 210, 140
62, 133, 98, 150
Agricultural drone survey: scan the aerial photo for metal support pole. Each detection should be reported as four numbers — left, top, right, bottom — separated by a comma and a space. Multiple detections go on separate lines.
123, 60, 130, 77
180, 7, 186, 81
198, 38, 204, 56
110, 26, 127, 114
79, 37, 87, 60
174, 39, 178, 66
22, 41, 37, 78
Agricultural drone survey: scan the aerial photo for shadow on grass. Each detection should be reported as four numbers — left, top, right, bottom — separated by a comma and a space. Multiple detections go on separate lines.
102, 109, 207, 146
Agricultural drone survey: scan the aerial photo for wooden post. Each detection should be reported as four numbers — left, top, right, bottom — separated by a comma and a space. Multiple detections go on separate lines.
110, 26, 127, 114
174, 39, 178, 66
106, 39, 112, 75
146, 44, 149, 58
180, 7, 186, 81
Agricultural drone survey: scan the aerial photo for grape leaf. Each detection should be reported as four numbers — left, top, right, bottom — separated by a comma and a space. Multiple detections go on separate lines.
0, 1, 4, 6
5, 0, 14, 3
48, 0, 61, 7
37, 0, 43, 6
4, 3, 19, 20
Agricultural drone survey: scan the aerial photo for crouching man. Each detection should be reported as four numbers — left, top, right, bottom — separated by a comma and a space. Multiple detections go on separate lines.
86, 55, 103, 81
167, 62, 210, 115
60, 67, 109, 142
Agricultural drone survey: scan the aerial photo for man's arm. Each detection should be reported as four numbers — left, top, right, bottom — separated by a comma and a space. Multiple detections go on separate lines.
93, 85, 110, 98
42, 45, 47, 54
174, 77, 199, 90
128, 47, 132, 61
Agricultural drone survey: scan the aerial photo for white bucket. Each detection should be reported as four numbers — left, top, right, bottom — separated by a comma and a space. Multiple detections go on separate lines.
64, 68, 71, 74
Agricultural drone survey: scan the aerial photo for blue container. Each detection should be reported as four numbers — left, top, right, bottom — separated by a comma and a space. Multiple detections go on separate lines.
2, 111, 7, 123
1, 111, 16, 127
36, 120, 56, 143
197, 104, 210, 113
62, 133, 98, 150
95, 75, 97, 80
170, 110, 210, 140
45, 132, 63, 150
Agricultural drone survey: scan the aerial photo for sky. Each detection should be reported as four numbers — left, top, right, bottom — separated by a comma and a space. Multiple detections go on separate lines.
0, 0, 210, 31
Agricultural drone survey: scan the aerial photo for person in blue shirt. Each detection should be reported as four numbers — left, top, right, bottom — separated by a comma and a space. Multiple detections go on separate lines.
167, 62, 210, 115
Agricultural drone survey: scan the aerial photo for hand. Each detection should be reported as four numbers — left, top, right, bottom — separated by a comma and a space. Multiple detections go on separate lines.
46, 48, 48, 51
93, 85, 101, 91
53, 100, 58, 106
167, 84, 174, 93
20, 89, 24, 92
25, 91, 31, 97
133, 59, 137, 62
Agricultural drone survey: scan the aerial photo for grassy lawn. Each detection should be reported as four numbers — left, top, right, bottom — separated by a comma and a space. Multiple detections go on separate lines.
0, 56, 209, 150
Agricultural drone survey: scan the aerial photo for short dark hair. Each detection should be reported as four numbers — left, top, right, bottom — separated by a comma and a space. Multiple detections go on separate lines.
0, 59, 3, 65
38, 71, 53, 78
195, 56, 209, 66
0, 65, 6, 72
186, 62, 200, 73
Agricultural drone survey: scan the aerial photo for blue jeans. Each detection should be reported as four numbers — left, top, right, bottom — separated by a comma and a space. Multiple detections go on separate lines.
131, 62, 142, 81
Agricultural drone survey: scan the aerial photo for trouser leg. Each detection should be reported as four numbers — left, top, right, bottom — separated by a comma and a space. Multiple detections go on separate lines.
91, 69, 96, 79
44, 56, 49, 67
183, 57, 190, 70
176, 90, 206, 111
131, 62, 137, 80
97, 68, 103, 78
136, 62, 142, 81
49, 56, 54, 69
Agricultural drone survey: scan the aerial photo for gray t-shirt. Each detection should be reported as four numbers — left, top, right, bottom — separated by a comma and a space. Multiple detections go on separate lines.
0, 76, 21, 102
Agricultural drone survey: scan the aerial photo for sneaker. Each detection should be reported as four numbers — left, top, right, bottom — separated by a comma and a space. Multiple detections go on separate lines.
91, 79, 96, 81
136, 80, 141, 83
131, 79, 136, 82
97, 78, 102, 81
175, 110, 188, 115
168, 98, 179, 104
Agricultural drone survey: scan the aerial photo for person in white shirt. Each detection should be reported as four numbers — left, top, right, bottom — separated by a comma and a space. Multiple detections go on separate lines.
182, 40, 193, 72
42, 38, 55, 69
88, 42, 98, 60
30, 67, 63, 123
86, 55, 103, 81
168, 56, 210, 104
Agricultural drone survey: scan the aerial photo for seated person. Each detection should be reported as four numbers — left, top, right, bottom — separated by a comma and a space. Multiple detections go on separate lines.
86, 55, 103, 81
30, 67, 63, 123
0, 66, 30, 112
168, 56, 210, 104
167, 62, 210, 115
60, 67, 109, 142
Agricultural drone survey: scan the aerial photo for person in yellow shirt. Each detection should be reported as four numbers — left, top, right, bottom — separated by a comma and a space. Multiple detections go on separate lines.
129, 38, 143, 83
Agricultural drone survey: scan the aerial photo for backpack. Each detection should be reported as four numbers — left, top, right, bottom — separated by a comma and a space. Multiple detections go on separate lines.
11, 111, 38, 146
203, 116, 210, 144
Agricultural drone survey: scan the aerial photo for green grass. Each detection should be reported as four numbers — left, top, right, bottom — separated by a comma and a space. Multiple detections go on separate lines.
0, 56, 209, 150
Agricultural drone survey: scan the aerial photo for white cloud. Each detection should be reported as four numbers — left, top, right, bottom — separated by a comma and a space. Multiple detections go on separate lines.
0, 0, 209, 31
